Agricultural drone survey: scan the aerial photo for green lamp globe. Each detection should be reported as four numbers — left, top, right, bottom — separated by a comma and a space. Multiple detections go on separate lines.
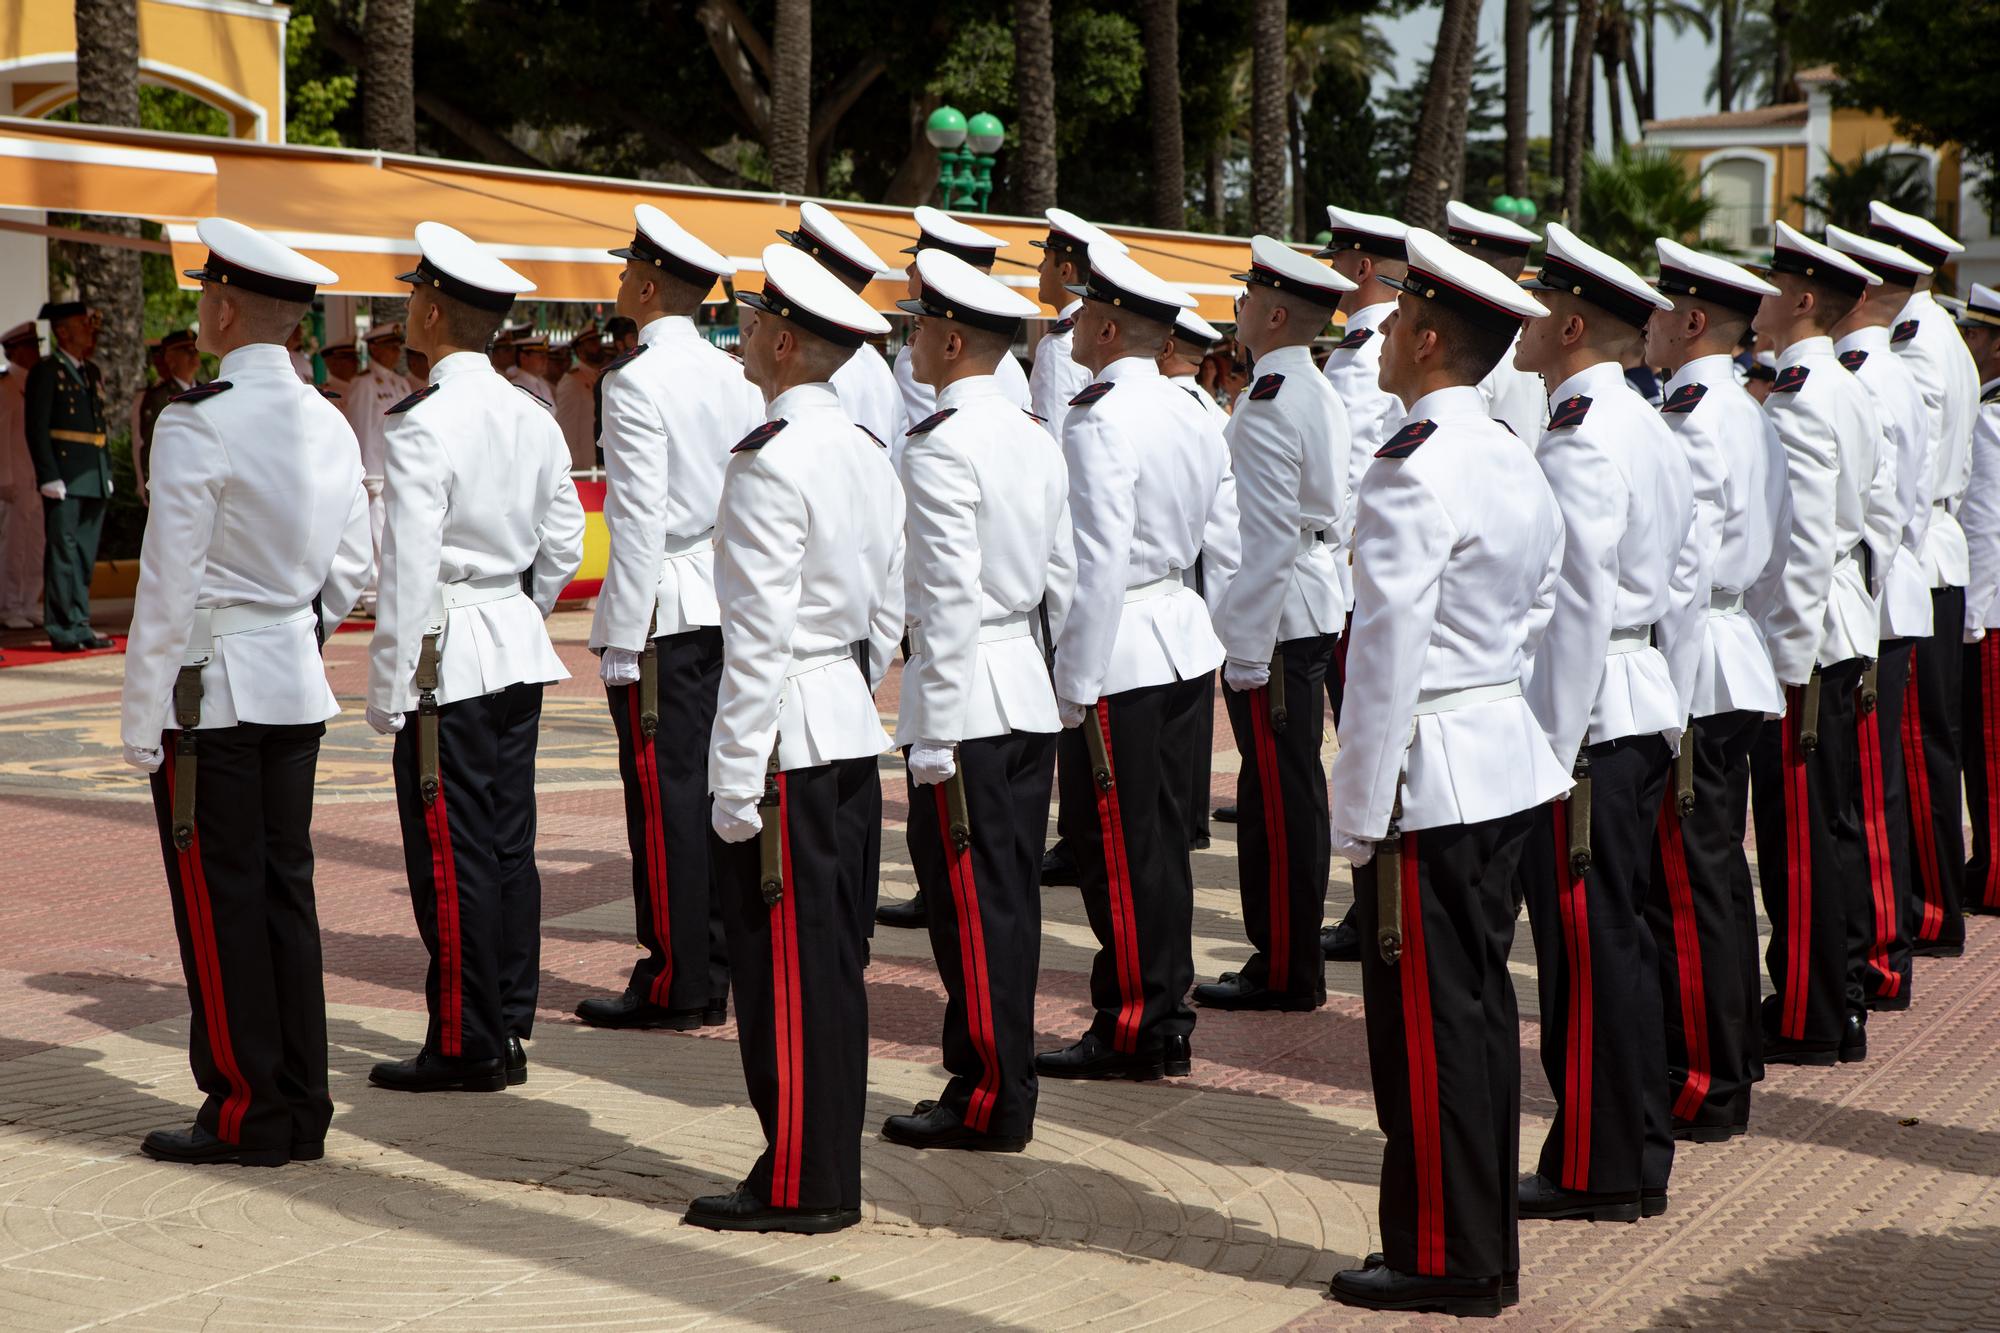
1515, 198, 1538, 224
966, 112, 1006, 155
1492, 194, 1521, 217
926, 106, 968, 150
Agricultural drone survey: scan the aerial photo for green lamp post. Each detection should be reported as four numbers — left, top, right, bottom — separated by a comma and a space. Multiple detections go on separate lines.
926, 105, 1006, 212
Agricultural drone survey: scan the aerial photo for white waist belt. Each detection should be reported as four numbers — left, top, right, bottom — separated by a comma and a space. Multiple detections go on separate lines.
1606, 625, 1652, 655
907, 609, 1034, 658
786, 644, 859, 678
1412, 680, 1522, 715
182, 603, 313, 666
1709, 588, 1745, 616
440, 573, 526, 610
661, 528, 714, 560
1124, 574, 1185, 603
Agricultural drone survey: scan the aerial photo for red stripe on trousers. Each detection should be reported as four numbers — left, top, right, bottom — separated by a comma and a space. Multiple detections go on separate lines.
1552, 799, 1594, 1191
1093, 700, 1145, 1054
1658, 791, 1712, 1123
1396, 830, 1445, 1277
1781, 693, 1811, 1040
164, 755, 253, 1144
1250, 688, 1290, 991
1856, 709, 1901, 998
628, 689, 673, 1004
934, 785, 1001, 1132
768, 773, 806, 1209
1900, 668, 1945, 940
423, 770, 463, 1057
1984, 638, 2000, 908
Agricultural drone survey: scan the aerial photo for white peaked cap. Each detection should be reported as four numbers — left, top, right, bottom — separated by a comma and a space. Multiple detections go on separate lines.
1234, 234, 1356, 308
1525, 221, 1673, 327
1823, 223, 1932, 283
742, 242, 890, 346
1867, 200, 1963, 262
1445, 200, 1539, 249
1320, 204, 1408, 258
1036, 207, 1128, 257
781, 200, 892, 283
904, 205, 1006, 261
896, 247, 1040, 333
1959, 282, 2000, 328
614, 203, 733, 280
184, 216, 339, 299
1067, 240, 1195, 324
399, 220, 535, 313
1772, 219, 1880, 292
1386, 227, 1550, 329
1174, 308, 1223, 345
1653, 236, 1778, 315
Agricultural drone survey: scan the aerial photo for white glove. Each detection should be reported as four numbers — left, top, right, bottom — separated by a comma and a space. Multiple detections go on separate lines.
712, 793, 763, 842
123, 743, 163, 773
365, 705, 405, 735
1967, 627, 1986, 645
38, 480, 65, 501
1332, 829, 1375, 867
600, 646, 642, 686
1058, 698, 1089, 729
105, 474, 113, 497
907, 742, 956, 786
1224, 658, 1271, 692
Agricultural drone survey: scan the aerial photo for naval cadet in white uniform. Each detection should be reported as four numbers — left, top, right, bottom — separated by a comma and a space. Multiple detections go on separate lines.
890, 206, 1032, 443
1195, 235, 1353, 1013
344, 321, 410, 606
776, 200, 905, 447
695, 245, 904, 1233
1445, 200, 1550, 446
1028, 207, 1128, 441
365, 222, 585, 1094
121, 218, 371, 1166
876, 248, 1074, 1153
574, 204, 765, 1033
1325, 227, 1568, 1319
1953, 285, 2000, 916
1512, 222, 1693, 1223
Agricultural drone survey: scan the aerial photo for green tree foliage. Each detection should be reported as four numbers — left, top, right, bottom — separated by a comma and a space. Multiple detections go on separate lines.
1795, 154, 1932, 232
1579, 146, 1716, 265
286, 14, 357, 147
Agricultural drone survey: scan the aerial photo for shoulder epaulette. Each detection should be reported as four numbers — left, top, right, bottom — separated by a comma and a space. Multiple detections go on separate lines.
732, 418, 788, 452
387, 383, 440, 415
1983, 383, 2000, 405
514, 383, 553, 410
1773, 365, 1810, 394
1838, 349, 1869, 372
1891, 319, 1919, 344
906, 407, 957, 436
1334, 326, 1374, 352
602, 342, 649, 374
1376, 418, 1437, 459
1661, 382, 1709, 415
1024, 408, 1047, 424
1069, 381, 1114, 408
1051, 317, 1074, 335
1495, 417, 1518, 437
857, 423, 884, 448
1249, 372, 1285, 401
318, 387, 342, 401
1548, 394, 1594, 430
168, 380, 233, 406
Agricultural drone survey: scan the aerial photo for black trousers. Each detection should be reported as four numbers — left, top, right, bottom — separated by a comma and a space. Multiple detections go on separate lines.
1522, 733, 1674, 1197
1904, 588, 1967, 949
1328, 632, 1359, 934
1751, 660, 1865, 1050
905, 730, 1055, 1137
1646, 710, 1760, 1132
392, 682, 544, 1063
1856, 642, 1915, 1004
1174, 671, 1215, 844
1356, 805, 1535, 1284
607, 626, 727, 1009
713, 756, 874, 1210
149, 723, 331, 1152
1221, 634, 1334, 1000
41, 492, 103, 647
1961, 634, 2000, 913
1055, 677, 1206, 1054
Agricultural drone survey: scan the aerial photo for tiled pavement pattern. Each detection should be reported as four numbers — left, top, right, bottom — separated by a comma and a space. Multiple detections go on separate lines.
0, 609, 1995, 1330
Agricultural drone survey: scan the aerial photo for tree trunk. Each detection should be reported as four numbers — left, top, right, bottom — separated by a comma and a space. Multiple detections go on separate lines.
1399, 0, 1478, 231
768, 0, 811, 195
1504, 0, 1531, 197
1290, 93, 1310, 240
1623, 26, 1648, 137
1011, 0, 1058, 213
1770, 0, 1795, 104
1207, 141, 1226, 227
1641, 0, 1657, 121
361, 0, 416, 154
1549, 0, 1569, 188
1249, 0, 1288, 236
72, 0, 143, 426
1717, 0, 1736, 112
1139, 0, 1185, 230
1561, 0, 1600, 223
1600, 45, 1624, 149
1443, 1, 1480, 201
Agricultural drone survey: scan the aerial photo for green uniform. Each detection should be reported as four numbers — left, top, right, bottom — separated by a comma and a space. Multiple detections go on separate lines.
24, 350, 110, 648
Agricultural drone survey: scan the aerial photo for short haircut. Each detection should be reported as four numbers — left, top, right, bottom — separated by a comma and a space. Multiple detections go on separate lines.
433, 291, 507, 351
1111, 307, 1174, 358
780, 320, 856, 381
1688, 296, 1752, 348
947, 321, 1016, 363
1408, 299, 1515, 382
1268, 287, 1337, 338
1783, 272, 1861, 331
224, 288, 313, 345
605, 315, 639, 340
644, 268, 713, 315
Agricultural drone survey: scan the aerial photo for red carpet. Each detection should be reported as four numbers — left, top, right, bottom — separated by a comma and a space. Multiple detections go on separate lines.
0, 635, 126, 668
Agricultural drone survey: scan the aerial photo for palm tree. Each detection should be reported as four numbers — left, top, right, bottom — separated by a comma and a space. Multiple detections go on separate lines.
1012, 0, 1058, 213
1561, 0, 1600, 222
1796, 155, 1933, 231
1284, 17, 1391, 237
1635, 0, 1707, 121
1140, 0, 1184, 230
1400, 0, 1481, 231
1579, 146, 1716, 264
1542, 0, 1569, 186
1705, 0, 1741, 111
1505, 0, 1531, 197
1249, 0, 1288, 236
768, 0, 810, 195
73, 0, 143, 422
361, 0, 415, 154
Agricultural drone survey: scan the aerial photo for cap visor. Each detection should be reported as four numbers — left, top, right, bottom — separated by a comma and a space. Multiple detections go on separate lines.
1063, 282, 1090, 301
899, 244, 921, 256
393, 266, 424, 284
608, 245, 640, 260
181, 267, 212, 283
893, 298, 928, 317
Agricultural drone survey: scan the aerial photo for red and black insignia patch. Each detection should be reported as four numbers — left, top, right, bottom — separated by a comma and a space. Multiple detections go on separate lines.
1334, 326, 1375, 352
732, 418, 789, 452
1548, 394, 1594, 430
857, 423, 885, 448
602, 343, 649, 374
1891, 319, 1918, 344
1838, 349, 1869, 372
318, 387, 342, 401
1069, 381, 1114, 408
1983, 383, 2000, 405
1662, 382, 1708, 414
1249, 372, 1285, 401
1052, 317, 1075, 335
168, 380, 233, 406
1774, 365, 1810, 394
386, 383, 440, 415
1376, 418, 1437, 458
907, 407, 958, 436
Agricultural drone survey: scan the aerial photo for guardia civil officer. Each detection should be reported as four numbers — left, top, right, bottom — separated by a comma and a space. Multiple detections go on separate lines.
890, 206, 1033, 440
1027, 208, 1128, 441
878, 248, 1074, 1152
24, 299, 113, 651
1512, 223, 1694, 1222
1325, 227, 1568, 1318
575, 205, 764, 1032
1745, 222, 1886, 1066
1640, 239, 1787, 1142
365, 222, 585, 1093
1955, 284, 2000, 915
777, 201, 906, 446
120, 218, 371, 1166
1867, 201, 1982, 958
692, 244, 904, 1233
1036, 242, 1230, 1082
1195, 235, 1354, 1013
1445, 200, 1550, 446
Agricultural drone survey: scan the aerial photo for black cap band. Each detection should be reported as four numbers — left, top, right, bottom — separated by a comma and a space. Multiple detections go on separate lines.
181, 252, 316, 304
1656, 263, 1764, 317
1231, 260, 1346, 310
1065, 278, 1179, 327
901, 234, 1000, 268
777, 227, 876, 284
1447, 226, 1534, 257
395, 256, 516, 314
740, 279, 868, 348
1866, 222, 1951, 270
612, 231, 724, 289
1314, 229, 1405, 261
1769, 246, 1867, 298
1381, 267, 1531, 335
892, 291, 1021, 336
1526, 254, 1657, 328
1839, 248, 1925, 287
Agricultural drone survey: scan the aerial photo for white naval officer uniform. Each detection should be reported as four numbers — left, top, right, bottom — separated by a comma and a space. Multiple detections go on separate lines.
894, 340, 1030, 449
1029, 298, 1091, 437
343, 349, 408, 592
1958, 333, 2000, 913
1445, 201, 1550, 447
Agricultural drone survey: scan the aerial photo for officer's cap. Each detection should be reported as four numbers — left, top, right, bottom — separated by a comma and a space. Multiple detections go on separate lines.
396, 221, 537, 315
1174, 308, 1223, 349
1, 321, 36, 346
36, 300, 88, 323
1960, 282, 2000, 331
895, 247, 1039, 335
363, 322, 404, 344
182, 217, 338, 304
612, 203, 733, 289
1383, 228, 1549, 333
1824, 223, 1931, 287
1032, 207, 1128, 261
1867, 200, 1962, 270
776, 201, 890, 286
1315, 205, 1408, 260
1522, 222, 1673, 329
514, 335, 550, 353
320, 339, 357, 356
1065, 241, 1195, 326
158, 327, 197, 351
740, 243, 891, 349
901, 206, 1007, 268
1653, 237, 1778, 317
1232, 234, 1357, 311
1445, 200, 1540, 256
1769, 220, 1879, 298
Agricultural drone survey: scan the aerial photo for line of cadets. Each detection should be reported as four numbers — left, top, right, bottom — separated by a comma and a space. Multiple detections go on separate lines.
114, 192, 2000, 1317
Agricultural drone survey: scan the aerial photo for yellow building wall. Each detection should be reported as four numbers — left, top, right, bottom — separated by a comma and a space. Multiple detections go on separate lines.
1825, 108, 1961, 232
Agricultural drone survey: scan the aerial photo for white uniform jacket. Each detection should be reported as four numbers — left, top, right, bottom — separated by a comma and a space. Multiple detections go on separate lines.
1330, 385, 1571, 842
367, 352, 585, 714
121, 343, 372, 747
1959, 381, 2000, 635
342, 361, 408, 480
1660, 356, 1788, 719
1895, 290, 1981, 587
553, 365, 599, 470
1527, 362, 1695, 772
589, 315, 765, 654
892, 342, 1031, 463
1837, 327, 1934, 641
1168, 377, 1241, 617
896, 374, 1075, 746
505, 364, 555, 407
830, 342, 906, 449
710, 382, 905, 797
1212, 343, 1348, 664
1320, 302, 1402, 611
1749, 336, 1881, 681
1479, 329, 1549, 448
1030, 301, 1092, 439
1054, 355, 1228, 705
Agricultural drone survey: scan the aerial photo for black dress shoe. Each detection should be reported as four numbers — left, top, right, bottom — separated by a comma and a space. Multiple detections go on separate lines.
703, 996, 729, 1026
85, 634, 115, 649
140, 1124, 288, 1167
507, 1036, 527, 1086
1762, 1033, 1839, 1066
880, 1101, 1029, 1152
1641, 1188, 1669, 1218
1192, 970, 1322, 1012
1839, 1012, 1867, 1063
1212, 804, 1238, 824
683, 1185, 860, 1234
1517, 1172, 1640, 1222
1866, 989, 1912, 1012
1321, 921, 1360, 961
1162, 1034, 1191, 1077
1671, 1112, 1746, 1143
48, 639, 88, 653
1189, 832, 1211, 850
1364, 1252, 1516, 1307
369, 1049, 508, 1092
874, 890, 927, 929
574, 990, 706, 1031
1910, 938, 1964, 957
1328, 1262, 1502, 1317
1035, 1031, 1164, 1082
1039, 842, 1080, 887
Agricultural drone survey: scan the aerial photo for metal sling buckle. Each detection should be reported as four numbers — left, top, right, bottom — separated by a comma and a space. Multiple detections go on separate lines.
1800, 669, 1823, 754
638, 611, 660, 739
1568, 750, 1594, 878
169, 664, 203, 851
1859, 658, 1879, 715
758, 747, 784, 906
1084, 704, 1115, 791
414, 632, 442, 805
1267, 646, 1288, 733
1676, 719, 1696, 818
944, 746, 973, 852
1377, 793, 1404, 966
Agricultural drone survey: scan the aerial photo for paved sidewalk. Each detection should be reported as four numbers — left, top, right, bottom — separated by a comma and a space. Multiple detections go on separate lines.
0, 611, 1995, 1330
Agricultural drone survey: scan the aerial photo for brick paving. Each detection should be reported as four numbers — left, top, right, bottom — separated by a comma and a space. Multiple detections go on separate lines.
0, 609, 1995, 1330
